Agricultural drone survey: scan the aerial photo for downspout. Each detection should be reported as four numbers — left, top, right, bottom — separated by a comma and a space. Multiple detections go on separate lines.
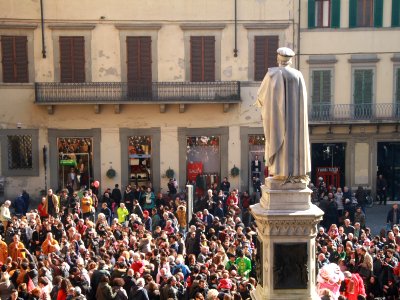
40, 0, 46, 58
297, 0, 301, 69
233, 0, 238, 57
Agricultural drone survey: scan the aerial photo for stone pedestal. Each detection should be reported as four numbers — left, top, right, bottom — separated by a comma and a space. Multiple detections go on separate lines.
250, 177, 324, 300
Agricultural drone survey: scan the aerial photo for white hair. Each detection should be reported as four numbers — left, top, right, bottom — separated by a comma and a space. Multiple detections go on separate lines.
136, 277, 145, 287
207, 289, 219, 300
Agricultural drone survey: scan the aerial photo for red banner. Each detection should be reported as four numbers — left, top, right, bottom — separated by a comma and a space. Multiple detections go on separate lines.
187, 162, 203, 182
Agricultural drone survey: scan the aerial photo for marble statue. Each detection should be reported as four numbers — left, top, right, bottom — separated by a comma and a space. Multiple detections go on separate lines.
256, 47, 311, 180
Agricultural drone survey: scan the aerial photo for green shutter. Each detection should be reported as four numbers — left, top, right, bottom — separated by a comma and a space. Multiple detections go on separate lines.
349, 0, 357, 28
308, 0, 316, 28
312, 70, 331, 104
331, 0, 341, 28
374, 0, 384, 27
354, 69, 373, 104
396, 68, 400, 103
392, 0, 400, 27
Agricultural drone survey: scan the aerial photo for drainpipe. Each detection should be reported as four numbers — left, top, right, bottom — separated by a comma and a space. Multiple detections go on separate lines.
40, 0, 46, 58
233, 0, 238, 57
297, 0, 301, 69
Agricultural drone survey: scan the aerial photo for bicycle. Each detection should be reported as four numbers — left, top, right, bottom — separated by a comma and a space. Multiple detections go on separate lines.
365, 189, 374, 208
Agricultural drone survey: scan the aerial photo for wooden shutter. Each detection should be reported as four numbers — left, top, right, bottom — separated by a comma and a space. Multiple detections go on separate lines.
308, 0, 316, 28
59, 36, 85, 83
392, 0, 400, 27
126, 36, 152, 98
190, 36, 215, 82
312, 70, 331, 104
354, 69, 373, 104
1, 36, 28, 83
349, 0, 357, 27
331, 0, 341, 28
396, 68, 400, 103
374, 0, 383, 27
254, 36, 279, 81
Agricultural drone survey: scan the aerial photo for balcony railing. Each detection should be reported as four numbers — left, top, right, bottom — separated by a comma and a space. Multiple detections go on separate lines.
309, 103, 400, 123
35, 81, 241, 104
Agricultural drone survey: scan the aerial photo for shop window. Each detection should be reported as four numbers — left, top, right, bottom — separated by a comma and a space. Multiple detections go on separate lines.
57, 137, 93, 190
128, 136, 151, 187
248, 135, 266, 191
7, 135, 32, 169
186, 136, 220, 192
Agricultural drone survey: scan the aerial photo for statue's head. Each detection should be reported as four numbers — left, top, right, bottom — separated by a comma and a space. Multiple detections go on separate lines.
277, 47, 295, 66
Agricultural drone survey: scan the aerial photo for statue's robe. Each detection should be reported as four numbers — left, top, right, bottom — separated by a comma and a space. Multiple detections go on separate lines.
256, 66, 311, 177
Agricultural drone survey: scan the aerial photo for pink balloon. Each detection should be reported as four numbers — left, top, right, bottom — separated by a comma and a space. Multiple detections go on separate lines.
93, 180, 100, 188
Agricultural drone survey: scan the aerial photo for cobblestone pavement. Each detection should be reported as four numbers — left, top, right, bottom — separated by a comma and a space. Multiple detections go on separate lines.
365, 200, 398, 235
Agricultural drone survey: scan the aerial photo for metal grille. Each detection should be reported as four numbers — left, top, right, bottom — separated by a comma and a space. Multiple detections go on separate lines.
7, 135, 32, 169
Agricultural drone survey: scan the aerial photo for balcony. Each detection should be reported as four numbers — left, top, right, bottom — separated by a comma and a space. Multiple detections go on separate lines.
308, 103, 400, 124
35, 81, 241, 113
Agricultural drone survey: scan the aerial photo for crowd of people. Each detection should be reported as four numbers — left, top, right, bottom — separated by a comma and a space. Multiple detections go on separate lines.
314, 176, 400, 300
0, 176, 259, 300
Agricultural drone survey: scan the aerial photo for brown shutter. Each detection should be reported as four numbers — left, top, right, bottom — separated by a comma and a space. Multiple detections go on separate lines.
190, 36, 203, 82
190, 36, 215, 82
254, 35, 279, 81
203, 36, 215, 82
1, 35, 28, 83
127, 36, 152, 98
60, 36, 85, 83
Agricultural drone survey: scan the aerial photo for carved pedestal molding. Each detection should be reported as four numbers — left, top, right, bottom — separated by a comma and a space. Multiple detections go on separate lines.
250, 177, 323, 300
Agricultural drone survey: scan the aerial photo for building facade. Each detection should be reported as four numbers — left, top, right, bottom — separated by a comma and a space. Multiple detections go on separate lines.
0, 0, 296, 199
301, 0, 400, 200
1, 0, 399, 201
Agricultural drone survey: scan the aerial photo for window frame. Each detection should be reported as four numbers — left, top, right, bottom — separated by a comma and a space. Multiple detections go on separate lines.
244, 23, 290, 81
49, 24, 95, 82
352, 67, 375, 105
59, 36, 86, 83
180, 24, 225, 81
394, 66, 400, 103
0, 129, 39, 176
190, 35, 216, 82
0, 24, 36, 84
115, 24, 161, 83
357, 0, 374, 27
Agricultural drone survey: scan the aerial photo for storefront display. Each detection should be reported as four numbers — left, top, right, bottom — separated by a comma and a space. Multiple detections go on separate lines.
57, 137, 93, 190
186, 136, 220, 192
248, 135, 266, 191
128, 136, 151, 187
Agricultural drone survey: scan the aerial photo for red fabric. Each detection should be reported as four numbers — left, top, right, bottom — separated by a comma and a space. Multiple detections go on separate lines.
57, 289, 67, 300
130, 260, 144, 275
187, 162, 203, 182
38, 203, 48, 218
27, 276, 35, 293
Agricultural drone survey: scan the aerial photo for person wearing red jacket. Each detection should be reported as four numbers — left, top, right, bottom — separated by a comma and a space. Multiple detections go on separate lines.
130, 253, 144, 275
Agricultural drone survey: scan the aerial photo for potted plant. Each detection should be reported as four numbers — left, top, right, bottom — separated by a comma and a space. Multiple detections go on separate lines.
166, 167, 175, 179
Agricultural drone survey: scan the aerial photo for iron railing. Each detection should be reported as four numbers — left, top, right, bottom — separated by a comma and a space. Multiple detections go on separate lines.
35, 81, 241, 103
309, 103, 400, 123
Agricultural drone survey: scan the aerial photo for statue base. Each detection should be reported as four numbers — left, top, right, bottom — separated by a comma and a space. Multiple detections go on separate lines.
250, 177, 324, 300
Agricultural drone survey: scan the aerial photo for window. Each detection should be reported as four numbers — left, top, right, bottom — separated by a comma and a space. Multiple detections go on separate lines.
349, 0, 383, 28
308, 0, 341, 28
126, 36, 152, 98
190, 36, 215, 82
59, 36, 85, 83
393, 0, 400, 27
1, 129, 38, 176
316, 0, 331, 27
128, 136, 152, 186
7, 135, 32, 169
311, 70, 332, 120
254, 36, 278, 81
1, 35, 28, 83
353, 69, 373, 118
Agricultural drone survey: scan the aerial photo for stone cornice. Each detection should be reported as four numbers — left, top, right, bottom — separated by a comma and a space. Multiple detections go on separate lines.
180, 23, 226, 31
243, 22, 291, 30
48, 23, 96, 30
253, 218, 322, 236
114, 24, 162, 31
0, 23, 38, 30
